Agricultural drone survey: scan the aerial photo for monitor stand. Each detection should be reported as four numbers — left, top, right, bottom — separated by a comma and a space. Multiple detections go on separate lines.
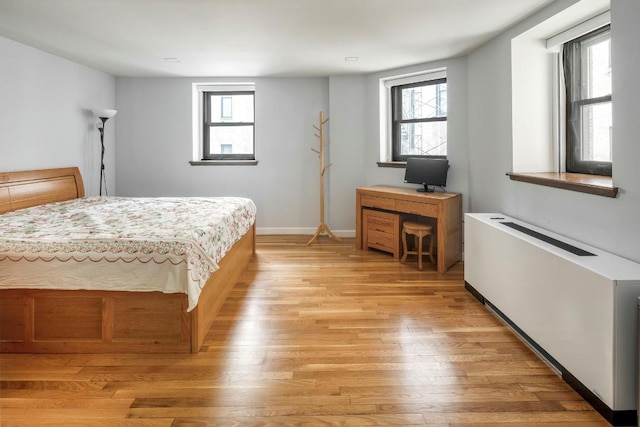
417, 184, 435, 193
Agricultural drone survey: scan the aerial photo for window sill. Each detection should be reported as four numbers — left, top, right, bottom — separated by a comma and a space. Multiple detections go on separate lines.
507, 172, 618, 198
189, 160, 259, 166
377, 161, 406, 168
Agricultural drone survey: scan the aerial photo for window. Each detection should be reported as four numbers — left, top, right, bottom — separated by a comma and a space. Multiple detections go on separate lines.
202, 90, 255, 161
391, 78, 447, 161
508, 8, 616, 197
563, 25, 611, 176
221, 96, 233, 119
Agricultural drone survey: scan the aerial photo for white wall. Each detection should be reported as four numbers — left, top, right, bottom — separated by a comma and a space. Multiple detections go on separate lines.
610, 0, 640, 258
328, 75, 368, 231
0, 36, 115, 195
511, 32, 556, 173
115, 58, 470, 235
467, 0, 640, 262
114, 77, 334, 234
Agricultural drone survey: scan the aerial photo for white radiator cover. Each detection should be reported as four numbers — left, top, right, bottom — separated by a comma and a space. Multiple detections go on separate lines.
465, 213, 640, 411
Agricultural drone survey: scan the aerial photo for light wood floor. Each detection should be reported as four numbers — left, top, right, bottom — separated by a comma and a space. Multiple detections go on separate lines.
0, 235, 611, 426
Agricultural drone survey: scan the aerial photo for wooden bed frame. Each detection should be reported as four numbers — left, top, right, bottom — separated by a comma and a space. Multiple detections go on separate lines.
0, 167, 255, 353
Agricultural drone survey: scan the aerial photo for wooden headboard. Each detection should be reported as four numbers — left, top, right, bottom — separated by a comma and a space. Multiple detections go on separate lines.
0, 167, 85, 214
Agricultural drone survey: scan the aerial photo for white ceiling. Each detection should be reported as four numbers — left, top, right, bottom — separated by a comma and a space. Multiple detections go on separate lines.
0, 0, 555, 77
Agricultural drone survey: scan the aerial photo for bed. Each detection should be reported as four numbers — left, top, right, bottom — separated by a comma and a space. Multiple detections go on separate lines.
0, 167, 256, 354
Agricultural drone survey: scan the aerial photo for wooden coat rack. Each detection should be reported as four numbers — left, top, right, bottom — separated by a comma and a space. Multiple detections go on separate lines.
307, 111, 341, 245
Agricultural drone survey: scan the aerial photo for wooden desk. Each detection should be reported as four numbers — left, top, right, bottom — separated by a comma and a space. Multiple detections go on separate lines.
356, 186, 462, 273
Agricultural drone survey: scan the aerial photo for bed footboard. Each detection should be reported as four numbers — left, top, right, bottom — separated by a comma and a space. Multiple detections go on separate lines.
0, 289, 191, 353
0, 223, 255, 354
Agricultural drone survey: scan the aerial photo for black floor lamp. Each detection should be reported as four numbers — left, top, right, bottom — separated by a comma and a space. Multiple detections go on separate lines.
92, 108, 117, 196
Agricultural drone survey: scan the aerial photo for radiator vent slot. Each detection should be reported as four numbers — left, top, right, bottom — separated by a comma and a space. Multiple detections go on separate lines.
500, 221, 596, 256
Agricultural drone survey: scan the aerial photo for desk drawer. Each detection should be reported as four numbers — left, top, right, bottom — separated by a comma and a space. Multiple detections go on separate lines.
363, 209, 401, 258
361, 195, 396, 211
366, 214, 395, 232
367, 229, 395, 249
397, 200, 438, 217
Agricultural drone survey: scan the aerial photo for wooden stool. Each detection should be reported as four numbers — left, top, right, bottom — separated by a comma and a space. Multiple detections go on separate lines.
401, 221, 435, 270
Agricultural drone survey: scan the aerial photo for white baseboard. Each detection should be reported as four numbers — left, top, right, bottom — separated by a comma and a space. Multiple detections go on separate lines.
256, 227, 355, 238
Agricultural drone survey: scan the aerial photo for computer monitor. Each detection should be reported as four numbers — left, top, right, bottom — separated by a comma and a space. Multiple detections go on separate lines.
404, 157, 449, 192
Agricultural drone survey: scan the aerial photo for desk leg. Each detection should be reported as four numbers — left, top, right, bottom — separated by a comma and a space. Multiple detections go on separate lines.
436, 217, 446, 273
435, 203, 462, 273
355, 194, 362, 249
437, 245, 446, 273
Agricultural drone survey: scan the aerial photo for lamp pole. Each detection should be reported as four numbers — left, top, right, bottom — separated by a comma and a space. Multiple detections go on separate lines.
98, 117, 108, 196
93, 108, 116, 196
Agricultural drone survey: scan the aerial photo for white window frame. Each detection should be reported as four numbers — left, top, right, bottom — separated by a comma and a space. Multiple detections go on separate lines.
378, 69, 447, 163
191, 82, 256, 164
547, 11, 611, 176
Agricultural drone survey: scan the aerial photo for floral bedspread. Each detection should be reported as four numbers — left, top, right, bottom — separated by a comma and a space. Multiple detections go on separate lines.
0, 197, 256, 310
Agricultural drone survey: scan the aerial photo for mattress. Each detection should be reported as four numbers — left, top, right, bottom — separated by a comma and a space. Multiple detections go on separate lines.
0, 196, 256, 310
